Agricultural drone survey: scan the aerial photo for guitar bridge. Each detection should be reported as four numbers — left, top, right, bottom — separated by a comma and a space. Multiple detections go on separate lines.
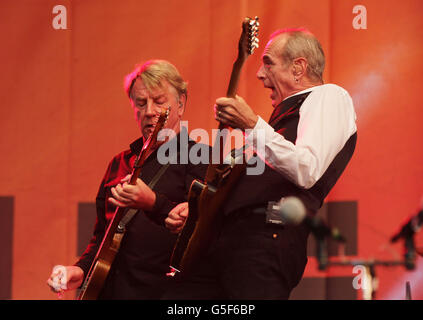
166, 267, 180, 277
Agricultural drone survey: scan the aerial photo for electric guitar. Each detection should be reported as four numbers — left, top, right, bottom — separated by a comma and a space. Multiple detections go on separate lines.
169, 17, 259, 277
77, 107, 169, 300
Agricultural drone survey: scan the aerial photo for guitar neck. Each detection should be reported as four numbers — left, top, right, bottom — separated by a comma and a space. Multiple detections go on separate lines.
218, 58, 245, 133
211, 16, 259, 172
226, 58, 245, 98
215, 57, 246, 161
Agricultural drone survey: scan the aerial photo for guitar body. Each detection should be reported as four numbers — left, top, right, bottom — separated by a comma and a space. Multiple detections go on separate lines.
177, 164, 246, 275
77, 209, 126, 300
171, 164, 246, 275
169, 180, 203, 274
78, 260, 111, 300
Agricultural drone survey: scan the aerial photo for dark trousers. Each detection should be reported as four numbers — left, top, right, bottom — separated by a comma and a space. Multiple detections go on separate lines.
163, 210, 309, 300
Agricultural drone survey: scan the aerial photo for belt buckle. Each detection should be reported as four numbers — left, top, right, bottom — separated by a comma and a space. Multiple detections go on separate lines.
265, 199, 286, 225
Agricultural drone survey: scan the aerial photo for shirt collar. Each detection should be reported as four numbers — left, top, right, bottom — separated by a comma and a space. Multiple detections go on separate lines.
282, 85, 321, 102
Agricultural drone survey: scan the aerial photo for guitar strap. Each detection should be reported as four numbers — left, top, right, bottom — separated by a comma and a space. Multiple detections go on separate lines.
117, 162, 171, 232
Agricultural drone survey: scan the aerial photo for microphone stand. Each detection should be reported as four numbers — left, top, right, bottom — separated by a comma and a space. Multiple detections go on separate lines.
310, 232, 417, 300
403, 233, 417, 270
315, 235, 328, 271
327, 258, 406, 300
305, 203, 422, 299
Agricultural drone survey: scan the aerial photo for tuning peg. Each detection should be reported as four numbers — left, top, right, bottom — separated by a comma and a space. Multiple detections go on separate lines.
250, 43, 259, 50
249, 42, 259, 54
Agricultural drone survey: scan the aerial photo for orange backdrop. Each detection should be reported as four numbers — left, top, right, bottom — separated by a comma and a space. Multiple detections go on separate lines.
0, 0, 422, 299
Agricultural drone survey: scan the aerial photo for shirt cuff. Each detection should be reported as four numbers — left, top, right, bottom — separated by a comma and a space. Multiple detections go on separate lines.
144, 191, 175, 226
245, 116, 278, 154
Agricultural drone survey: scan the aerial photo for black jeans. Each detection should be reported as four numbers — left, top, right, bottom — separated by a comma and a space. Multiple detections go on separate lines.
163, 209, 309, 300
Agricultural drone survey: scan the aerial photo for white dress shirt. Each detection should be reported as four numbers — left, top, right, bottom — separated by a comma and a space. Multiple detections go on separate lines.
246, 84, 357, 189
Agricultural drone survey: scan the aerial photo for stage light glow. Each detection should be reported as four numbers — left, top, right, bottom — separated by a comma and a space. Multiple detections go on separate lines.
379, 256, 423, 300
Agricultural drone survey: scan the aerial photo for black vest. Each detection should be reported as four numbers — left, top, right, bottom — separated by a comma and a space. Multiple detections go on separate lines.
222, 92, 357, 216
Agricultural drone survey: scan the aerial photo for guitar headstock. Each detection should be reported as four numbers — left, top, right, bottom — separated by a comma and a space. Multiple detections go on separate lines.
155, 107, 170, 132
238, 16, 259, 60
132, 107, 170, 175
141, 107, 170, 150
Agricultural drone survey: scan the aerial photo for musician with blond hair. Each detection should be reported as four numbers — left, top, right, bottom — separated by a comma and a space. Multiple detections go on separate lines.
47, 60, 207, 299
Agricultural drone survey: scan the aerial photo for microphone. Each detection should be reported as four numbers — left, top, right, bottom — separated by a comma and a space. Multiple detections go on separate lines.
391, 208, 423, 243
390, 201, 423, 270
274, 196, 346, 243
270, 196, 346, 271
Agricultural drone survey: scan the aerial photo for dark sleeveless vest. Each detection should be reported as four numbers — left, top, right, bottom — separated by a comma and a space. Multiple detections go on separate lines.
222, 91, 357, 216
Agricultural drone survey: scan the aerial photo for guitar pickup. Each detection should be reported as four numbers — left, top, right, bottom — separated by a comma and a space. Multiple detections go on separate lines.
192, 180, 217, 195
